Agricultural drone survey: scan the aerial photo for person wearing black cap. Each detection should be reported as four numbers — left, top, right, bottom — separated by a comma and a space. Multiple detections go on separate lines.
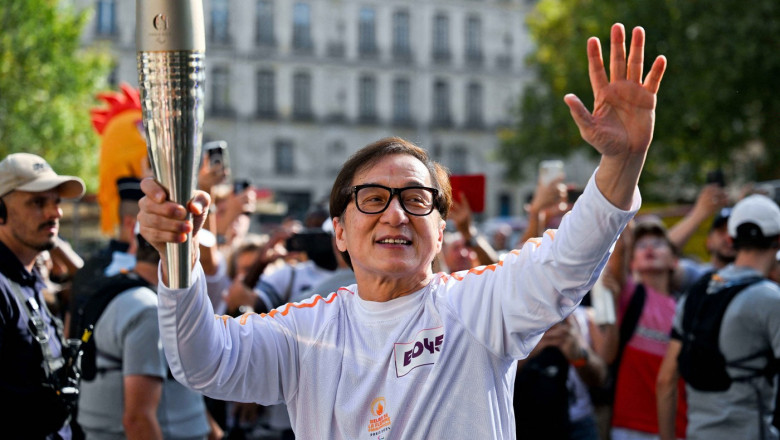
657, 194, 780, 440
0, 153, 86, 439
69, 177, 143, 336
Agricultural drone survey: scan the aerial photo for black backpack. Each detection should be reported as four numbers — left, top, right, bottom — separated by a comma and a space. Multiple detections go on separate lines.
677, 274, 770, 391
75, 272, 151, 381
514, 346, 571, 440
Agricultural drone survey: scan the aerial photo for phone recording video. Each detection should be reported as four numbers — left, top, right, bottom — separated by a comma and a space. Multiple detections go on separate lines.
706, 169, 726, 187
204, 140, 230, 172
233, 178, 250, 194
538, 160, 565, 186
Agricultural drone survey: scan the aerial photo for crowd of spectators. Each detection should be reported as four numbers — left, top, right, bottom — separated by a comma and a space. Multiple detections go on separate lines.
22, 151, 776, 439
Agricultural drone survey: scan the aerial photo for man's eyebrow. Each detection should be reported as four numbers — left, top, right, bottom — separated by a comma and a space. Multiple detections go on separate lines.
357, 180, 429, 187
26, 193, 61, 203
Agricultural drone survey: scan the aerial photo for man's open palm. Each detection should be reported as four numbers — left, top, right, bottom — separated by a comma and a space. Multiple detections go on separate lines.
565, 24, 667, 159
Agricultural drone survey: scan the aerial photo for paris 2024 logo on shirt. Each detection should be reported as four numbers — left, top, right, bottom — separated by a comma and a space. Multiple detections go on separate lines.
393, 327, 444, 377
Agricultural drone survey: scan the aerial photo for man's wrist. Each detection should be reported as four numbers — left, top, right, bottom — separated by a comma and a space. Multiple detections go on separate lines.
570, 347, 589, 368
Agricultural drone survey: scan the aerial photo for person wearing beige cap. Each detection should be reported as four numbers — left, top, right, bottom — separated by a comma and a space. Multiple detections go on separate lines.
0, 152, 85, 439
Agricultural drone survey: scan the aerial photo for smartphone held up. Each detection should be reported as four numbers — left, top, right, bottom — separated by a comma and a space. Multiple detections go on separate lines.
538, 160, 565, 186
204, 140, 230, 174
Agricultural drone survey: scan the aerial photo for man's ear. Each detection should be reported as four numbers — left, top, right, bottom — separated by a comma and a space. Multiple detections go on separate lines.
435, 218, 446, 253
333, 216, 348, 252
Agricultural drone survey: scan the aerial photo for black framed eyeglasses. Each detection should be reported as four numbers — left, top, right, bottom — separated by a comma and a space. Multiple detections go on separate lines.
352, 184, 439, 216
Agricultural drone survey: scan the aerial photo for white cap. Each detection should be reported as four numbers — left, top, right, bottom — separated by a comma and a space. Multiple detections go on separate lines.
0, 153, 85, 199
727, 194, 780, 239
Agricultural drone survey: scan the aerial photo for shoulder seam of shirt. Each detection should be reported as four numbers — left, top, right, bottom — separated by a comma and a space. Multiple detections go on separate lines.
436, 271, 517, 362
288, 291, 346, 402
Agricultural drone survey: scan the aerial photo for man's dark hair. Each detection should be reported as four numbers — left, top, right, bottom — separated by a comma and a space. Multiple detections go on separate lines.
732, 223, 780, 251
632, 219, 679, 256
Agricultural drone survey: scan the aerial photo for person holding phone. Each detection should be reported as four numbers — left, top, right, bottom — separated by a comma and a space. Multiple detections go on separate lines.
441, 192, 499, 271
198, 141, 230, 195
137, 23, 666, 438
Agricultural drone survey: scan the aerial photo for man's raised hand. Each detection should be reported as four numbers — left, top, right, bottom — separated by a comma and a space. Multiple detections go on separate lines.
564, 24, 667, 159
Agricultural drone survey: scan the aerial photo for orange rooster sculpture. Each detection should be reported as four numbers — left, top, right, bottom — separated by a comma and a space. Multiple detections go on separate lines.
91, 83, 148, 234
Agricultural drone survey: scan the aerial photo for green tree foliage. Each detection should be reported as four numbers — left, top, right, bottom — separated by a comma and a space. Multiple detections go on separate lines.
500, 0, 779, 198
0, 0, 111, 190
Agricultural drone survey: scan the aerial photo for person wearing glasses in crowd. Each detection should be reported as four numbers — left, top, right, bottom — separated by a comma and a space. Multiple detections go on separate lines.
137, 23, 666, 439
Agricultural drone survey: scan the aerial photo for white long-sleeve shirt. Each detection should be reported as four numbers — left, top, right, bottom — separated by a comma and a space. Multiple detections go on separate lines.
158, 173, 639, 439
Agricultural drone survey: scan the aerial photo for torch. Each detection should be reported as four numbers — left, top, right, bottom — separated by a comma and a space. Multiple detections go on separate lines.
137, 0, 205, 288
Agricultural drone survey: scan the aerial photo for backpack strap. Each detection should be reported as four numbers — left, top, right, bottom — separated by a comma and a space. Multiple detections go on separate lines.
7, 280, 65, 380
617, 283, 646, 361
728, 349, 777, 382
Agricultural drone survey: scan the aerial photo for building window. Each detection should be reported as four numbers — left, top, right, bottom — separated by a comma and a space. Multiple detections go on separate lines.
107, 67, 118, 87
292, 71, 312, 120
358, 7, 377, 57
498, 193, 512, 217
275, 190, 310, 220
328, 140, 346, 174
449, 145, 468, 175
466, 82, 483, 127
359, 75, 377, 123
256, 70, 276, 118
465, 16, 483, 65
392, 10, 411, 61
95, 0, 116, 36
393, 78, 411, 126
497, 32, 513, 70
210, 0, 230, 44
432, 14, 450, 62
433, 79, 451, 127
210, 67, 232, 115
274, 139, 295, 175
255, 0, 275, 46
292, 2, 313, 52
358, 7, 378, 58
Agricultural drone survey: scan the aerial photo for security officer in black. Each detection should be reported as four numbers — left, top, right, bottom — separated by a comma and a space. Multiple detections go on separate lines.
0, 153, 85, 439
